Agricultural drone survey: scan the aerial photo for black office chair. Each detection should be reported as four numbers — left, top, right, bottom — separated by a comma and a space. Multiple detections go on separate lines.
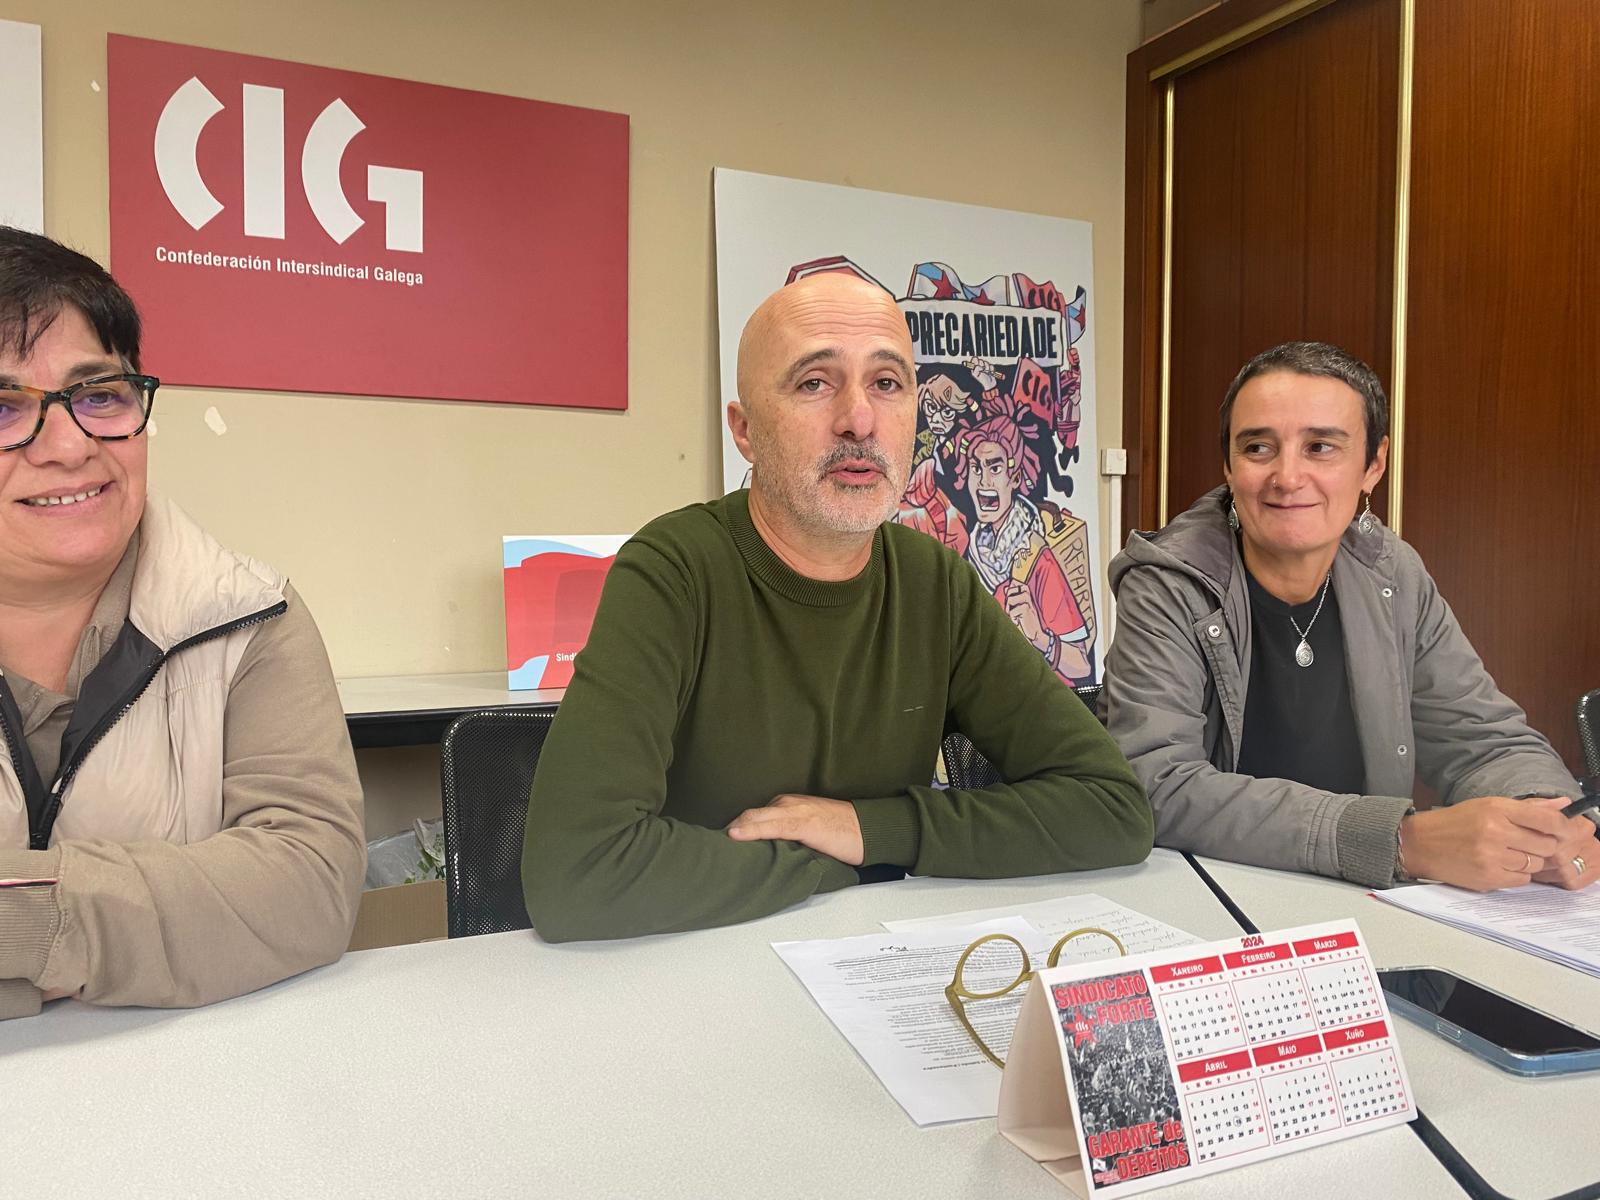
940, 731, 1005, 789
1075, 683, 1103, 718
439, 708, 555, 938
940, 683, 1104, 789
1578, 690, 1600, 779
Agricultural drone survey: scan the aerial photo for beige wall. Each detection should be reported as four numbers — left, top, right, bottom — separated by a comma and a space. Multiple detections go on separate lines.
23, 0, 1143, 833
1142, 0, 1221, 43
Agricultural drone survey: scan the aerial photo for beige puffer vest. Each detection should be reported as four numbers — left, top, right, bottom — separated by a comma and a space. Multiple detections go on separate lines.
0, 496, 286, 849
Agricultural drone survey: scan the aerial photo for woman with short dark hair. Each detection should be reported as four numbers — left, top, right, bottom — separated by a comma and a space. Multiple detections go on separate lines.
0, 227, 364, 1019
1103, 341, 1597, 892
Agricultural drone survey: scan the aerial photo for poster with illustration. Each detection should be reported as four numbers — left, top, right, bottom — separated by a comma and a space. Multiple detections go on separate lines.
714, 170, 1102, 684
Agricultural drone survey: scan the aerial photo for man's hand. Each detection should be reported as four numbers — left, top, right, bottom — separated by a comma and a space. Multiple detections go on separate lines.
1400, 796, 1571, 891
1531, 812, 1600, 891
1003, 581, 1049, 652
726, 794, 865, 866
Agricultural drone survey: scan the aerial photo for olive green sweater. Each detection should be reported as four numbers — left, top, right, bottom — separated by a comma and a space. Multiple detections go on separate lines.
522, 491, 1151, 941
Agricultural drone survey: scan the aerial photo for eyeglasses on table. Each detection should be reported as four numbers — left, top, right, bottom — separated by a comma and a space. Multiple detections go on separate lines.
945, 925, 1128, 1069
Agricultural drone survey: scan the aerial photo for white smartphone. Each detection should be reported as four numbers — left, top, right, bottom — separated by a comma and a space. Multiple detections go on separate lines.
1379, 966, 1600, 1077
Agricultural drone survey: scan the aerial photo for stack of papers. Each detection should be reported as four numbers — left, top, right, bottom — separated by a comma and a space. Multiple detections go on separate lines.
1372, 881, 1600, 978
771, 894, 1200, 1125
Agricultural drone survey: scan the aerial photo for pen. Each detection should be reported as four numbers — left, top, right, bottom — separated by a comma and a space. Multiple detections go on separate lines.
1563, 788, 1599, 820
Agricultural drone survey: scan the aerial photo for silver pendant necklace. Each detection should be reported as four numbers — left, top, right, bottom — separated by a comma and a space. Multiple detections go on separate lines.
1288, 574, 1333, 668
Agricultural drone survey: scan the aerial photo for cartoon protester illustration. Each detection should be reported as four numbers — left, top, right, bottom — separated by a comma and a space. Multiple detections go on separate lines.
1057, 345, 1083, 448
953, 378, 1094, 685
896, 456, 969, 556
899, 372, 978, 555
914, 372, 978, 471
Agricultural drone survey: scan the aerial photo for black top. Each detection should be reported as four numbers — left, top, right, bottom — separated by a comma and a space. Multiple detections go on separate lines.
1236, 563, 1367, 795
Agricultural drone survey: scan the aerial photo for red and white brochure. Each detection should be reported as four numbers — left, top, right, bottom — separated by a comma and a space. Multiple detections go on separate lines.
999, 919, 1415, 1197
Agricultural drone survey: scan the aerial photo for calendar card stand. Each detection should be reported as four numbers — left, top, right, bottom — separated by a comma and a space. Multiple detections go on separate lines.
998, 920, 1417, 1198
998, 977, 1091, 1195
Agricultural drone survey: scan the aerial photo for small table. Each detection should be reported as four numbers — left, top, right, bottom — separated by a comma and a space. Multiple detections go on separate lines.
0, 853, 1465, 1198
1195, 857, 1600, 1200
337, 671, 564, 748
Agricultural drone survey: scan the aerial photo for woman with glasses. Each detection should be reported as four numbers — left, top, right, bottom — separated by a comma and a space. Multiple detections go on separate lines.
1102, 342, 1598, 893
0, 228, 363, 1020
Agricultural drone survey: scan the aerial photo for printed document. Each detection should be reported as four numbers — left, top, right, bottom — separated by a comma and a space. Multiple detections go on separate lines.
773, 897, 1203, 1125
1373, 882, 1600, 978
774, 918, 1044, 1125
884, 892, 1202, 956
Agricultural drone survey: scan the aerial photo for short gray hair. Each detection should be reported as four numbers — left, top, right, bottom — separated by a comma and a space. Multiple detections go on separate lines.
1219, 341, 1388, 466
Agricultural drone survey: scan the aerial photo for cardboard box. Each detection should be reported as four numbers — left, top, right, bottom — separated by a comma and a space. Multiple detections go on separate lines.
347, 878, 447, 951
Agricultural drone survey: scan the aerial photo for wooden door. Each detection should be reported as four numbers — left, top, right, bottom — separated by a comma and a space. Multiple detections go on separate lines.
1401, 1, 1600, 765
1127, 0, 1400, 528
1128, 0, 1598, 766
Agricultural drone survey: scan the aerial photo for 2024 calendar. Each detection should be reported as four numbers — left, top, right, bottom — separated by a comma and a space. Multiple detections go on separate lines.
998, 919, 1415, 1197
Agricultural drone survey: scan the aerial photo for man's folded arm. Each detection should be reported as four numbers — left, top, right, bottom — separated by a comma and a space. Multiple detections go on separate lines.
853, 559, 1152, 880
521, 541, 857, 943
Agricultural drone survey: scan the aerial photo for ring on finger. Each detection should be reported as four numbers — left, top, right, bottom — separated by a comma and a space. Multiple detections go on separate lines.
1521, 850, 1534, 873
1576, 855, 1588, 875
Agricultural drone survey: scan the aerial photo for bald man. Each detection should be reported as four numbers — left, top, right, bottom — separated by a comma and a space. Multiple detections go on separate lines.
521, 274, 1150, 941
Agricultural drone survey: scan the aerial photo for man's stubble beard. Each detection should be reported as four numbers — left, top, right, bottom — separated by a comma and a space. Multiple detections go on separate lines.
751, 434, 907, 539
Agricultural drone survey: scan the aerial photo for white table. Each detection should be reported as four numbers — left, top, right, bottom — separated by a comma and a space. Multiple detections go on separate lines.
1197, 858, 1600, 1200
336, 671, 564, 748
0, 852, 1463, 1199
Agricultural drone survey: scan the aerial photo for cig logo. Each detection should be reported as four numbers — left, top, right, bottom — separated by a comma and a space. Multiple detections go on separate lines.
154, 77, 424, 252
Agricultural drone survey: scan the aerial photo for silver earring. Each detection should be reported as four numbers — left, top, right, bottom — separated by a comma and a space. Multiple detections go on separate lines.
1227, 501, 1240, 531
1357, 493, 1376, 535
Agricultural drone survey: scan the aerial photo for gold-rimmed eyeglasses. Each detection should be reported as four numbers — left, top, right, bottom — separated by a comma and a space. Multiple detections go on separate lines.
945, 926, 1128, 1069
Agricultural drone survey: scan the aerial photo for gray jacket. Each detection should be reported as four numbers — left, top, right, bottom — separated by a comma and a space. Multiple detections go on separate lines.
1104, 486, 1579, 887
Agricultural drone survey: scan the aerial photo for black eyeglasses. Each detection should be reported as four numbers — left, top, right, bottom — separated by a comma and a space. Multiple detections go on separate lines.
0, 374, 159, 452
